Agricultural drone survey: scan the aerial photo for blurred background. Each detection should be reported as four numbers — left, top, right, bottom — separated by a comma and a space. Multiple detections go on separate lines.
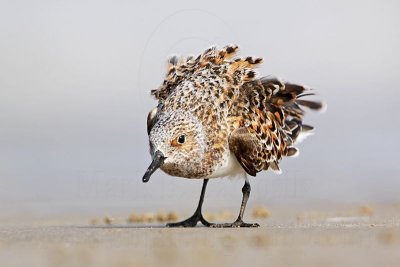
0, 0, 399, 217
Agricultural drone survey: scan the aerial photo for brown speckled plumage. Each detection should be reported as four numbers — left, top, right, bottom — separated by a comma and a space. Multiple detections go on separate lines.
147, 44, 323, 178
143, 45, 324, 227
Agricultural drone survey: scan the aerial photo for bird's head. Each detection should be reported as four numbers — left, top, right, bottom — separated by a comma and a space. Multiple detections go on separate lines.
142, 110, 208, 182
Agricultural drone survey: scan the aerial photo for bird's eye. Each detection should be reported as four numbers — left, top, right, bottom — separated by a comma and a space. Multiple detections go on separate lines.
171, 134, 186, 147
177, 135, 185, 144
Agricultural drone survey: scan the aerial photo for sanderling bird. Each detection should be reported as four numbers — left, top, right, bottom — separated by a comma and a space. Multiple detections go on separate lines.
143, 45, 324, 227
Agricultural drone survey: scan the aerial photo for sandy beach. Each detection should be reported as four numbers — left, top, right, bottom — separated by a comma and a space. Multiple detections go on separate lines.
1, 1, 399, 266
1, 204, 399, 267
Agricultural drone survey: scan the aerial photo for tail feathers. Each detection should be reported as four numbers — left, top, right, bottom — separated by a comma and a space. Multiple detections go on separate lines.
264, 79, 324, 152
302, 124, 314, 132
296, 99, 325, 111
290, 122, 301, 141
295, 130, 315, 144
285, 123, 313, 158
284, 82, 307, 96
287, 121, 316, 145
286, 147, 299, 157
269, 161, 282, 174
261, 77, 325, 112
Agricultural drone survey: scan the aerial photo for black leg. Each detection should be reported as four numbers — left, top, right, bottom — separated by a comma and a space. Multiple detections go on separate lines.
211, 179, 259, 228
166, 179, 212, 227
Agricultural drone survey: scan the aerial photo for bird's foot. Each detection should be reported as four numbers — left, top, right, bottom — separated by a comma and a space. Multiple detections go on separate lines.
210, 219, 259, 228
166, 212, 212, 228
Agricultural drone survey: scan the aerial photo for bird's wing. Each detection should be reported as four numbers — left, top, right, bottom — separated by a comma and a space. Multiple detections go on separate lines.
228, 127, 262, 176
146, 106, 158, 135
228, 77, 324, 175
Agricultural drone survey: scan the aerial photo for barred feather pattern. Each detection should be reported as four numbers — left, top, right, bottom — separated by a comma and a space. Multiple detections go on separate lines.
150, 45, 323, 177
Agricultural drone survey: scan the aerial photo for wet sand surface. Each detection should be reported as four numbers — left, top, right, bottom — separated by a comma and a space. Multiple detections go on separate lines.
1, 205, 399, 267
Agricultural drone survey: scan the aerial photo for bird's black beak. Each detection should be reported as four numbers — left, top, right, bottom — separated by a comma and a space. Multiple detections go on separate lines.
142, 150, 166, 183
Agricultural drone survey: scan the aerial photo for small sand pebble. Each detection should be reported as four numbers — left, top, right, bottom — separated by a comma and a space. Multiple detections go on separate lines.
127, 213, 141, 223
167, 211, 179, 221
296, 213, 305, 222
358, 205, 374, 216
104, 216, 114, 225
379, 230, 399, 245
249, 235, 269, 247
218, 210, 235, 221
204, 212, 216, 221
252, 206, 271, 219
156, 211, 169, 222
143, 213, 156, 223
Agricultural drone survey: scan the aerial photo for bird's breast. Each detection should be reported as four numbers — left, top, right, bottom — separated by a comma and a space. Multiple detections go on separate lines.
205, 151, 244, 179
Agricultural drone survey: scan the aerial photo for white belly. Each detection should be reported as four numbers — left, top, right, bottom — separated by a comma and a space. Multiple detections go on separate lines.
205, 152, 245, 179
